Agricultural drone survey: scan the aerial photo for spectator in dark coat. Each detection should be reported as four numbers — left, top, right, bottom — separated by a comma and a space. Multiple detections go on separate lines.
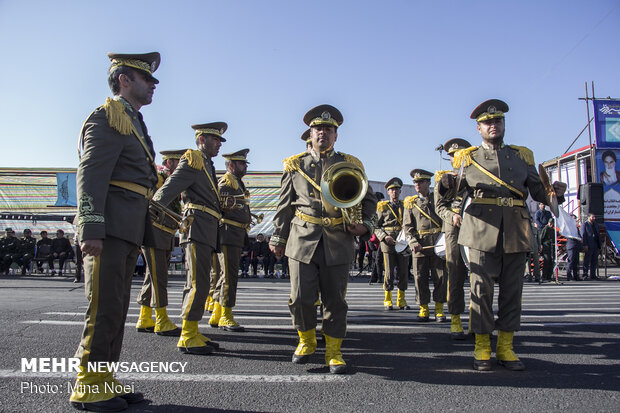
50, 229, 73, 276
582, 213, 602, 280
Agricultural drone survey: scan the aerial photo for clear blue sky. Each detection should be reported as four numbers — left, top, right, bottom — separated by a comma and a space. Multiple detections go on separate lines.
1, 0, 619, 182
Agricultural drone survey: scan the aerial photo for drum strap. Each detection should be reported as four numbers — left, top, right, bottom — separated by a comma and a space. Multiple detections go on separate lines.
412, 202, 441, 229
386, 203, 402, 226
470, 158, 525, 199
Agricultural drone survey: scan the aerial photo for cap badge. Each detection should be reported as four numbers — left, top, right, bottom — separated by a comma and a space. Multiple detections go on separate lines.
488, 106, 496, 114
321, 111, 331, 120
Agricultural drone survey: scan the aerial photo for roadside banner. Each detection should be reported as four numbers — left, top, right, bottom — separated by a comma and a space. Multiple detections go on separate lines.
54, 173, 77, 207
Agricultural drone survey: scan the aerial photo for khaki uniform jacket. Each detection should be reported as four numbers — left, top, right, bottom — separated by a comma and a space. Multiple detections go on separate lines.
455, 143, 552, 254
153, 150, 220, 249
76, 97, 158, 246
403, 193, 442, 258
374, 200, 404, 253
144, 171, 180, 251
434, 170, 466, 233
219, 172, 251, 247
270, 149, 377, 266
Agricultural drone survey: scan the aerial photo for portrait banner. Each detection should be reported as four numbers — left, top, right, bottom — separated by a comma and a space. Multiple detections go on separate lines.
594, 99, 620, 149
595, 148, 620, 249
54, 172, 77, 206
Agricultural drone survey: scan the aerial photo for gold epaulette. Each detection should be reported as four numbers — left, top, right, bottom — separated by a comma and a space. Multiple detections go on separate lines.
434, 170, 451, 182
377, 200, 389, 212
182, 149, 205, 170
156, 172, 165, 189
403, 195, 418, 209
103, 98, 133, 136
218, 172, 239, 190
452, 146, 478, 168
283, 152, 306, 172
509, 145, 535, 166
341, 153, 365, 172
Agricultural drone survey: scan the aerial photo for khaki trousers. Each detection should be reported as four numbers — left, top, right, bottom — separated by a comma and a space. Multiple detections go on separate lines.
288, 240, 349, 338
74, 236, 138, 366
382, 251, 409, 291
182, 241, 214, 321
468, 247, 526, 334
137, 246, 171, 308
444, 225, 467, 315
213, 245, 241, 307
413, 254, 446, 305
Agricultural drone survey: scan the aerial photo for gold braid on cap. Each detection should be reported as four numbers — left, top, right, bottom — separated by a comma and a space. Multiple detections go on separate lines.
162, 154, 183, 161
403, 195, 418, 209
226, 156, 247, 162
195, 128, 223, 138
377, 200, 389, 212
110, 58, 153, 74
182, 149, 205, 170
309, 117, 340, 128
509, 145, 535, 166
476, 111, 504, 122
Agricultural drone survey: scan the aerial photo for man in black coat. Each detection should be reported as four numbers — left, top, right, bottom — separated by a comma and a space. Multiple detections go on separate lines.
582, 213, 602, 280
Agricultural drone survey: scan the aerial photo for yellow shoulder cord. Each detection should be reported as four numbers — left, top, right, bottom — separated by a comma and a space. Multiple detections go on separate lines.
469, 157, 525, 199
386, 203, 402, 226
202, 164, 221, 202
412, 202, 441, 229
289, 163, 322, 193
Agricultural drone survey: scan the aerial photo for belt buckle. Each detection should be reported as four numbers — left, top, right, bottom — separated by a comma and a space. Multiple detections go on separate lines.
496, 197, 513, 207
322, 217, 332, 226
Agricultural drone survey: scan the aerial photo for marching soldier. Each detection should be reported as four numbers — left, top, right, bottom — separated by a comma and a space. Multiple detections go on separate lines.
434, 138, 471, 340
440, 99, 565, 371
135, 149, 187, 337
208, 149, 252, 332
71, 51, 160, 411
403, 169, 446, 322
269, 104, 377, 374
152, 122, 226, 355
375, 177, 410, 310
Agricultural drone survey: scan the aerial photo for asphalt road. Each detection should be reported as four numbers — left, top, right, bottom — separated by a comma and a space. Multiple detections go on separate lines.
0, 272, 619, 412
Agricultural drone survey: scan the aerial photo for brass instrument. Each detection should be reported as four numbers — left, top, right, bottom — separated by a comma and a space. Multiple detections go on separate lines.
221, 194, 248, 210
150, 199, 194, 234
320, 161, 368, 229
250, 212, 264, 226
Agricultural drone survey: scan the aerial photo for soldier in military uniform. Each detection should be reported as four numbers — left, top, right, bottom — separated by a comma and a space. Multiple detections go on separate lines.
135, 149, 186, 337
19, 229, 37, 275
269, 104, 377, 374
440, 99, 565, 371
434, 138, 471, 340
208, 149, 252, 332
1, 228, 20, 274
152, 122, 226, 356
403, 169, 446, 323
70, 52, 161, 411
375, 177, 410, 310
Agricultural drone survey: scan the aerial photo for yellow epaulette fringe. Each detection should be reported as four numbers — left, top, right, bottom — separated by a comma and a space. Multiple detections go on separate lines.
509, 145, 535, 166
283, 152, 306, 172
341, 153, 365, 172
403, 195, 418, 209
103, 98, 133, 136
377, 200, 389, 212
156, 173, 165, 189
451, 146, 478, 168
218, 172, 239, 190
182, 149, 205, 170
434, 170, 451, 182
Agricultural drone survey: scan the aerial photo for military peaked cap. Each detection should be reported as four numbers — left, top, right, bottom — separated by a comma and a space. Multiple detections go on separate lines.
303, 104, 343, 128
410, 168, 433, 181
222, 148, 250, 164
301, 128, 311, 142
192, 122, 228, 142
385, 177, 403, 190
107, 52, 161, 84
443, 138, 472, 154
160, 149, 187, 161
470, 99, 509, 122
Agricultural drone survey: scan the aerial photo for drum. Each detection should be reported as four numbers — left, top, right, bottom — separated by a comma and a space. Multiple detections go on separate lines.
395, 229, 408, 253
434, 232, 446, 259
459, 194, 472, 269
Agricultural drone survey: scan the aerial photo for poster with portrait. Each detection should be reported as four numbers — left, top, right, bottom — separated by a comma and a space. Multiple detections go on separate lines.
596, 149, 620, 249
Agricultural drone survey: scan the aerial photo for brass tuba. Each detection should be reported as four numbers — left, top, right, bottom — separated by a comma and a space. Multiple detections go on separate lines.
320, 161, 368, 228
150, 200, 194, 234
